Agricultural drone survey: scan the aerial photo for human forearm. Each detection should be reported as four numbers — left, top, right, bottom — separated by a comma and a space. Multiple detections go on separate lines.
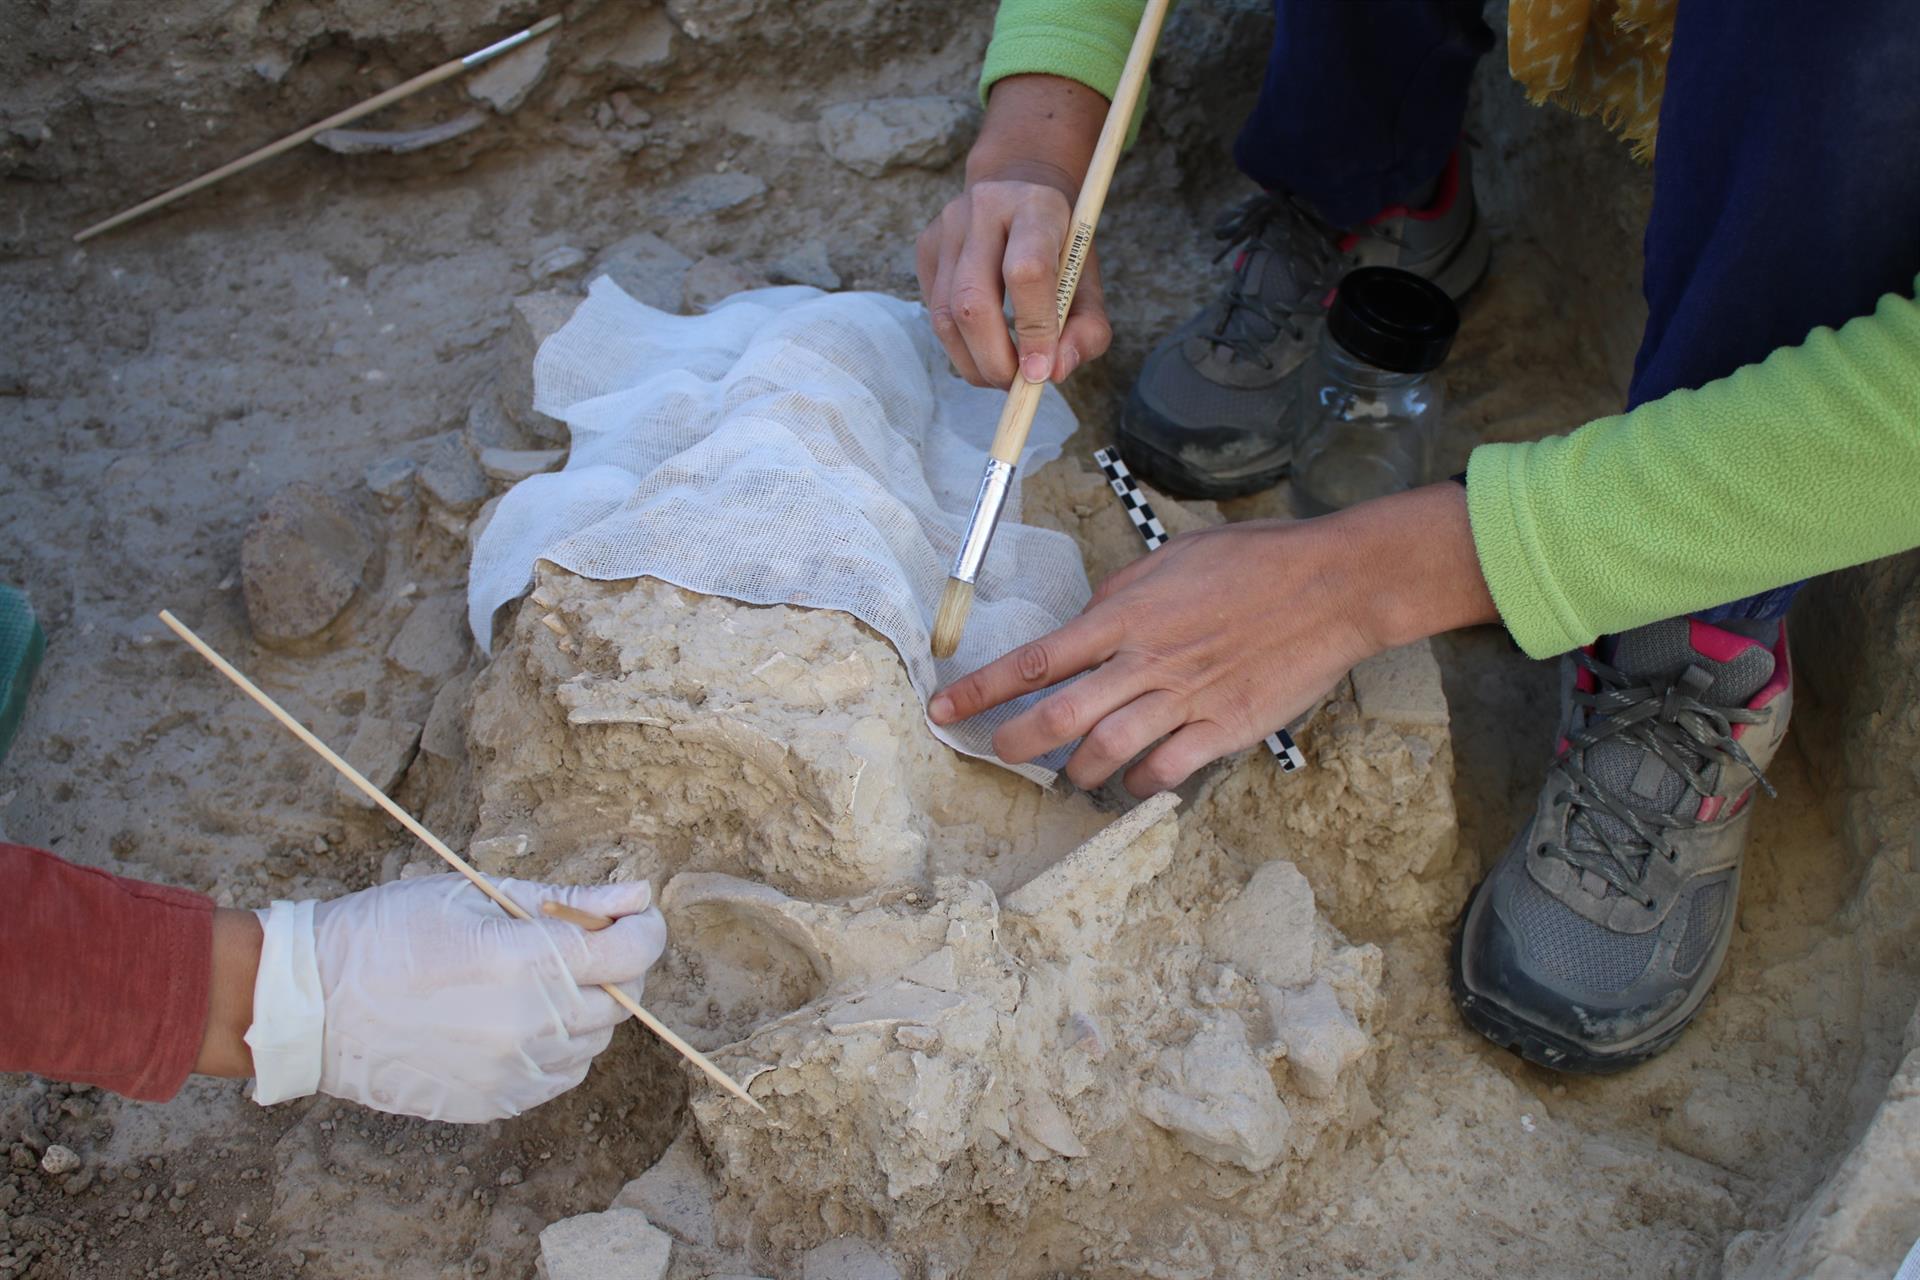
967, 74, 1107, 194
193, 908, 261, 1078
1347, 482, 1500, 651
0, 844, 213, 1101
1468, 274, 1920, 657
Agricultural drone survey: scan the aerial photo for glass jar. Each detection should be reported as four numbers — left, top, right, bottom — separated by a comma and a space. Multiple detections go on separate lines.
1290, 266, 1458, 516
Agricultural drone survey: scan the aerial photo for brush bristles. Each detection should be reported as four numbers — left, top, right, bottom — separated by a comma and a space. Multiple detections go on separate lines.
930, 579, 974, 660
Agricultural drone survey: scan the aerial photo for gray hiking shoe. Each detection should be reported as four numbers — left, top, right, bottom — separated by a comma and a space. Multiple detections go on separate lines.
1452, 616, 1794, 1073
1118, 147, 1491, 499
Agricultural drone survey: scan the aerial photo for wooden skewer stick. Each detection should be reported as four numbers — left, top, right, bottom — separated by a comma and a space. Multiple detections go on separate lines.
541, 900, 616, 931
930, 0, 1172, 661
156, 609, 764, 1114
73, 16, 562, 244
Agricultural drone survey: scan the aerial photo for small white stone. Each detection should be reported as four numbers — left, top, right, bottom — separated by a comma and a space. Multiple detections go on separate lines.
40, 1144, 81, 1176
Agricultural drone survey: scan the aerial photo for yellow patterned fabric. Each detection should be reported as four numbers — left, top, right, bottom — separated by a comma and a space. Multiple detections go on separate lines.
1508, 0, 1676, 161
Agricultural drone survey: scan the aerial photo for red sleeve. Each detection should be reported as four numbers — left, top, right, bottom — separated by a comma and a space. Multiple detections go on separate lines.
0, 843, 214, 1102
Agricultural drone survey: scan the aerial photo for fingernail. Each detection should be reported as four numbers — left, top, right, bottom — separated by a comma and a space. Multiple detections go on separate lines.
929, 694, 954, 723
1021, 352, 1050, 384
1056, 346, 1081, 381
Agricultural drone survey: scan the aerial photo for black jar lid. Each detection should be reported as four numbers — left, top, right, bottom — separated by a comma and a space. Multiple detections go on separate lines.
1326, 266, 1459, 373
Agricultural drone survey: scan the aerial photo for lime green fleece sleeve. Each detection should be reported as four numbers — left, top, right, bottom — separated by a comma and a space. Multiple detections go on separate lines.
1467, 273, 1920, 658
980, 0, 1152, 141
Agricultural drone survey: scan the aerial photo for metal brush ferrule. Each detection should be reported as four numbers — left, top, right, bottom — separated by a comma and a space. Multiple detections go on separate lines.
951, 459, 1016, 585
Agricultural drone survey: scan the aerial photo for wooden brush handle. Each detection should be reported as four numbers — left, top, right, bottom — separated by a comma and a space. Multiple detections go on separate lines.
986, 0, 1172, 468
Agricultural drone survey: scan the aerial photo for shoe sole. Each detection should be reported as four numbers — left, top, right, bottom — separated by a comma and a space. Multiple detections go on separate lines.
1446, 880, 1711, 1076
1115, 212, 1494, 503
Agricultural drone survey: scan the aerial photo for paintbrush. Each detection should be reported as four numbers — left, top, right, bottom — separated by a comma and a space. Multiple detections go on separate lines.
930, 0, 1173, 661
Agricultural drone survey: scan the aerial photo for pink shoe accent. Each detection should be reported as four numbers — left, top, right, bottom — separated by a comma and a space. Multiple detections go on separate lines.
1748, 621, 1792, 710
1697, 786, 1755, 824
1332, 148, 1466, 257
1687, 617, 1761, 663
1364, 148, 1463, 226
1557, 644, 1601, 757
1723, 620, 1792, 743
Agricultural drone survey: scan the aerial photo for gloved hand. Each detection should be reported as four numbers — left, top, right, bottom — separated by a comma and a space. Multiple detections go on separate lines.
246, 875, 666, 1123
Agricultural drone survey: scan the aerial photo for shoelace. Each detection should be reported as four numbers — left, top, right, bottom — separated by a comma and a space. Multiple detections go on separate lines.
1204, 192, 1358, 366
1539, 650, 1776, 908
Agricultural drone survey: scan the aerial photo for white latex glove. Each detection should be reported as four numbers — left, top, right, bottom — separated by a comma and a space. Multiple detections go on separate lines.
247, 875, 665, 1123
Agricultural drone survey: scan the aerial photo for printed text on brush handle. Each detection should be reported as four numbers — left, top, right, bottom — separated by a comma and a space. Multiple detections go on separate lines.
1053, 220, 1096, 329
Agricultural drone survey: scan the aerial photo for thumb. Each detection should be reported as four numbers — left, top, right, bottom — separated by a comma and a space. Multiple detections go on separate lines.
565, 908, 668, 988
496, 877, 655, 920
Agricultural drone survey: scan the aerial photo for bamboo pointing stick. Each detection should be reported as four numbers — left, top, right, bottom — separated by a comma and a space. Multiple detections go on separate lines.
156, 610, 764, 1114
73, 16, 562, 244
929, 0, 1172, 660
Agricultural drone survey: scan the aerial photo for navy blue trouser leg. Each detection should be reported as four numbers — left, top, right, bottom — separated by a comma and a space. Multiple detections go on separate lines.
1634, 0, 1920, 623
1233, 0, 1492, 224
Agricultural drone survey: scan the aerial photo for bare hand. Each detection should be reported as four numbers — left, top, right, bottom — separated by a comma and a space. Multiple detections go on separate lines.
928, 485, 1499, 795
918, 74, 1112, 388
917, 177, 1112, 387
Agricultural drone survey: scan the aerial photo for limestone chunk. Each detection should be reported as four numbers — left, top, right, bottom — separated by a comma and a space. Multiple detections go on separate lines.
592, 233, 693, 313
817, 97, 978, 178
418, 433, 491, 523
467, 32, 554, 113
240, 483, 373, 650
335, 715, 422, 810
1138, 1014, 1292, 1174
386, 593, 470, 682
1350, 640, 1451, 728
1011, 1093, 1087, 1161
799, 1237, 902, 1280
1264, 978, 1369, 1099
536, 1208, 670, 1280
478, 446, 566, 484
501, 291, 582, 436
1004, 792, 1179, 954
611, 1131, 717, 1248
767, 241, 840, 291
1204, 861, 1317, 990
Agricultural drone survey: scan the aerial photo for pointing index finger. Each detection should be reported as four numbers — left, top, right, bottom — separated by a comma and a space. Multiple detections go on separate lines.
928, 609, 1122, 725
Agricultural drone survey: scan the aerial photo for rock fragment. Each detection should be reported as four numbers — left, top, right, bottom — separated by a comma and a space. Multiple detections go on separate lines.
591, 233, 694, 312
610, 1131, 717, 1247
39, 1144, 80, 1176
767, 241, 840, 291
799, 1237, 902, 1280
1350, 640, 1451, 728
386, 593, 470, 682
502, 292, 584, 437
420, 672, 473, 763
1204, 860, 1317, 990
467, 31, 555, 113
336, 716, 422, 810
418, 433, 491, 523
465, 393, 534, 455
817, 97, 978, 178
1264, 979, 1369, 1099
536, 1208, 671, 1280
529, 245, 588, 281
1004, 792, 1179, 954
240, 483, 373, 649
479, 446, 566, 484
649, 172, 766, 223
363, 454, 418, 510
1138, 1014, 1291, 1173
682, 257, 765, 312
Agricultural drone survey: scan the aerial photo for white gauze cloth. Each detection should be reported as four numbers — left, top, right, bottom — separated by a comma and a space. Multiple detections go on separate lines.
468, 281, 1091, 781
